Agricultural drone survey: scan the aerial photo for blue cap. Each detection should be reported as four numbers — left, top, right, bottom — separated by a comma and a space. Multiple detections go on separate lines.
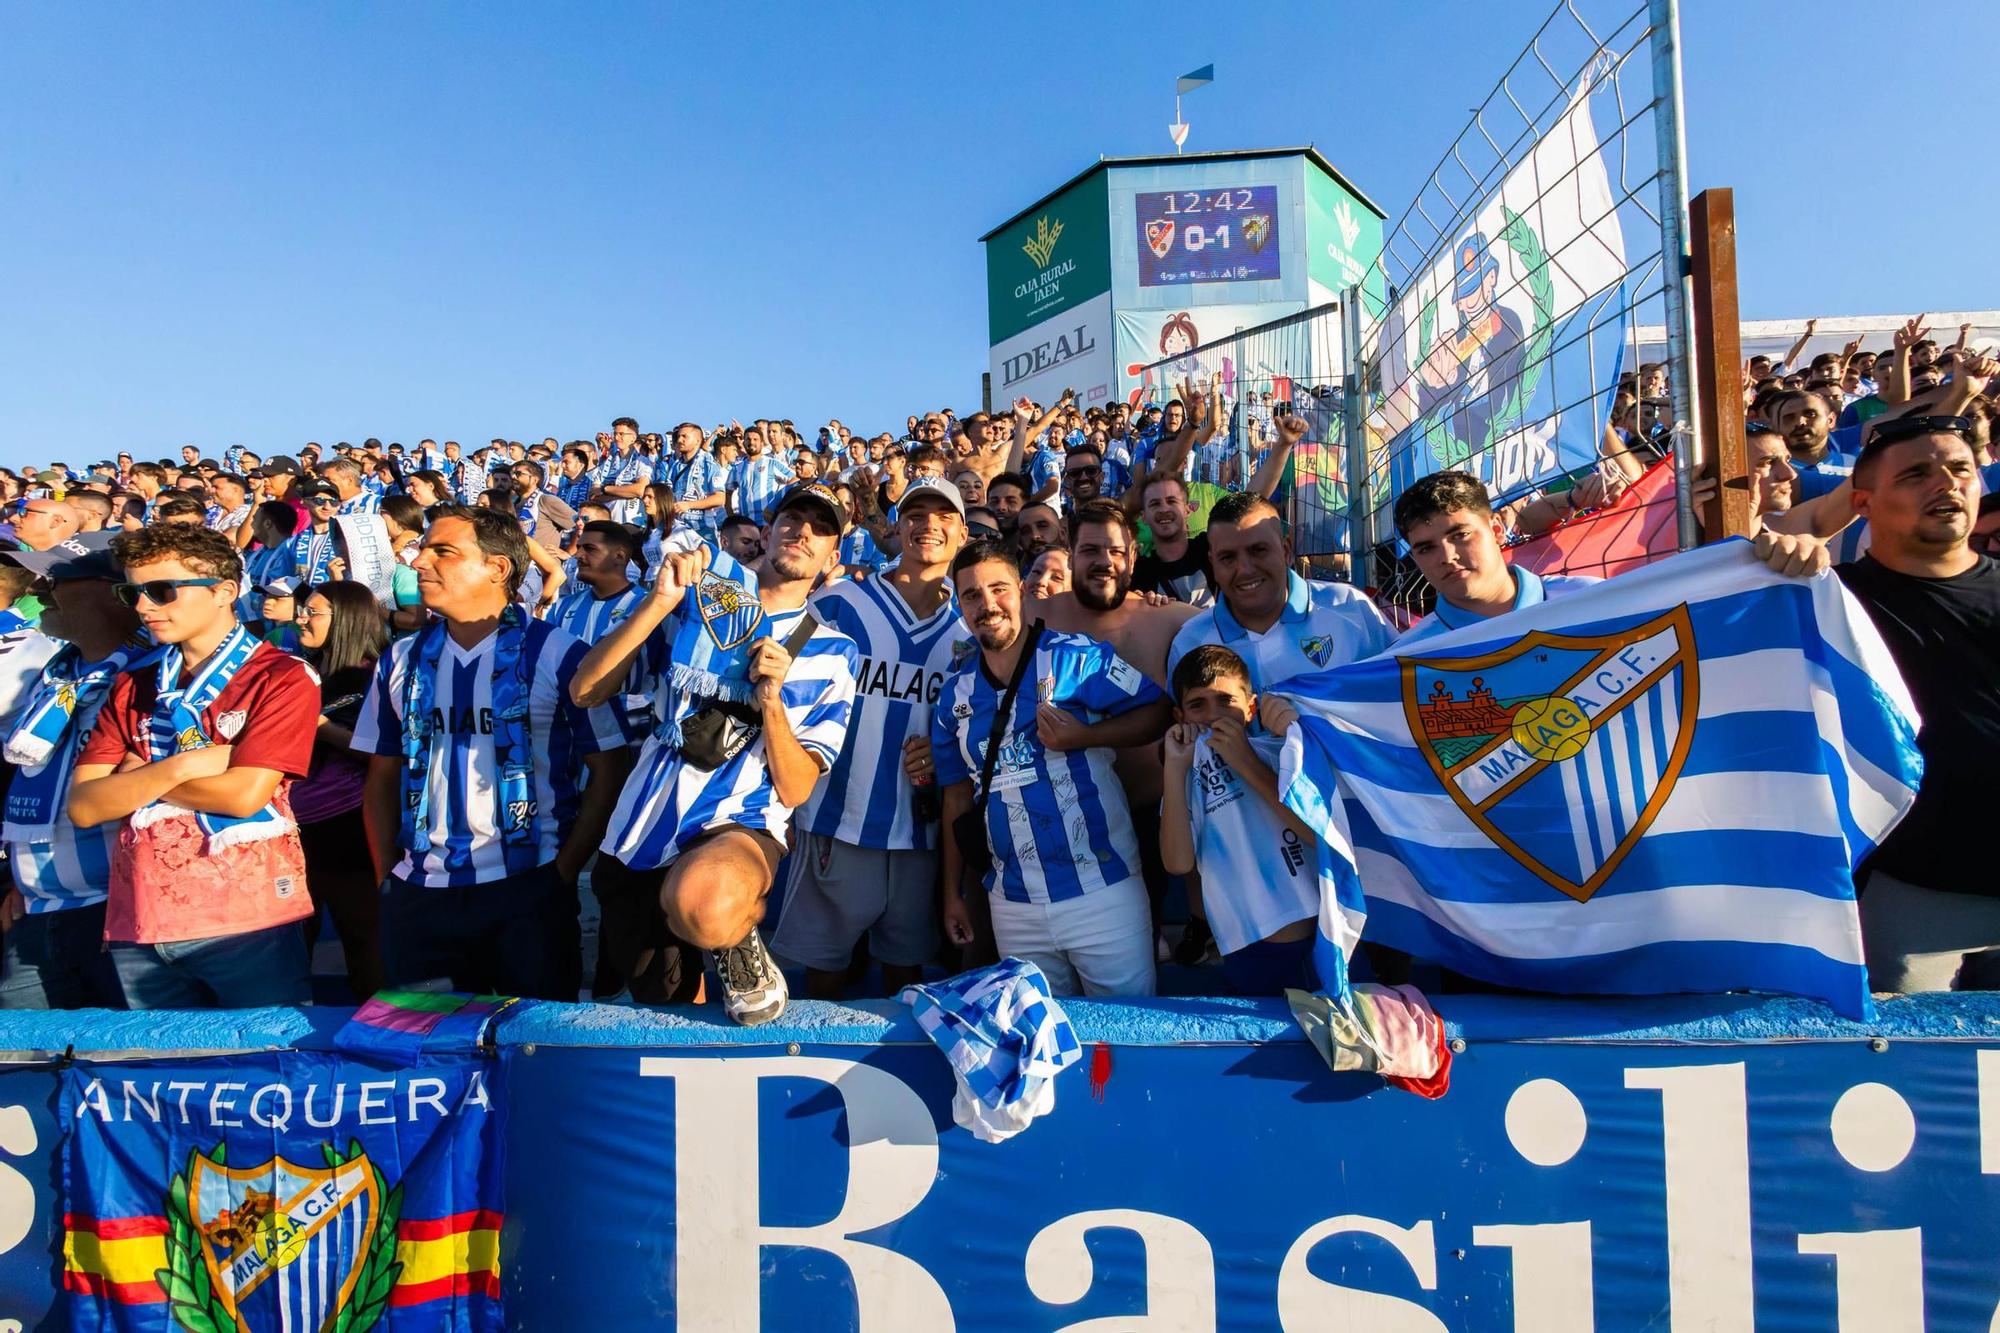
1452, 232, 1500, 300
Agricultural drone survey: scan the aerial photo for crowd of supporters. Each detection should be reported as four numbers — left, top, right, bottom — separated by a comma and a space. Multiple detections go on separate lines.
0, 335, 1990, 1021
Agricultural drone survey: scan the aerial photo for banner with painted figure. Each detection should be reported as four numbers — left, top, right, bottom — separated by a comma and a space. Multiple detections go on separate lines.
60, 1051, 504, 1332
1279, 542, 1924, 1020
1372, 73, 1628, 508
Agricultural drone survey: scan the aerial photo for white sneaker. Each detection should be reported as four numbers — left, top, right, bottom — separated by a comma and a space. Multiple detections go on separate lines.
712, 928, 788, 1026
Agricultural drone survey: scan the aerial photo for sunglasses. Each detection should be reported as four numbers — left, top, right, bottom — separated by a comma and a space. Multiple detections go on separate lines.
1866, 414, 1974, 448
1064, 466, 1102, 480
113, 577, 227, 608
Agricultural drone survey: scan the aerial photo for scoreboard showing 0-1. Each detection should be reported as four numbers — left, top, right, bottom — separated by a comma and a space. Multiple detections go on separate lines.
1134, 184, 1281, 287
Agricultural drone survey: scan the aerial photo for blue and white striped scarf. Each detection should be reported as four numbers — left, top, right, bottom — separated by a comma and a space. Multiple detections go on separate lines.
900, 959, 1082, 1143
290, 526, 337, 585
3, 639, 163, 841
655, 551, 769, 747
131, 626, 292, 848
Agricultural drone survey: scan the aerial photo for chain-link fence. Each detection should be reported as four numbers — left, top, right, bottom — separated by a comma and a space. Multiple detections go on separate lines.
1352, 0, 1695, 626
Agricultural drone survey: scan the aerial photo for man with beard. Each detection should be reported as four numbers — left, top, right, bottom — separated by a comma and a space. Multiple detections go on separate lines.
1769, 389, 1855, 503
1036, 500, 1200, 952
775, 479, 967, 998
571, 483, 859, 1023
985, 472, 1031, 536
933, 538, 1168, 995
1134, 412, 1311, 607
1836, 416, 2000, 991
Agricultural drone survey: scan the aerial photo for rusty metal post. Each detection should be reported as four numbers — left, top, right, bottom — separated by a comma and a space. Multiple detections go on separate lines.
1690, 188, 1751, 541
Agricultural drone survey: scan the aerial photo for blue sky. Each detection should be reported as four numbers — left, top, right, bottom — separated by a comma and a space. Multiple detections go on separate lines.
1, 2, 1992, 470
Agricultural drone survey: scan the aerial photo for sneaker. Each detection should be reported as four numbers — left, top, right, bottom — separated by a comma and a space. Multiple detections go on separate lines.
1172, 916, 1218, 967
712, 928, 788, 1026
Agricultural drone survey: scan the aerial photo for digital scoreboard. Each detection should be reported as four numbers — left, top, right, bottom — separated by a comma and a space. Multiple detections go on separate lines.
1133, 184, 1281, 287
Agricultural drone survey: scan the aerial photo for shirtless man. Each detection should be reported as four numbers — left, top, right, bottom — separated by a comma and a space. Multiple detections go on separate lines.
1033, 498, 1201, 947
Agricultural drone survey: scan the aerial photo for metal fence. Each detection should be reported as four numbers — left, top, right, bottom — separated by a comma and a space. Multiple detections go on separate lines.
1351, 0, 1695, 625
1133, 0, 1697, 626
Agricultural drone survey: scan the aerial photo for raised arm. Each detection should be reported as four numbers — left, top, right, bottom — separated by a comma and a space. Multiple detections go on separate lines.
1248, 409, 1308, 499
1779, 317, 1818, 374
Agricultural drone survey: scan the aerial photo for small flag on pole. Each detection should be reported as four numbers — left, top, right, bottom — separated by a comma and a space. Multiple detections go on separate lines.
1176, 64, 1214, 95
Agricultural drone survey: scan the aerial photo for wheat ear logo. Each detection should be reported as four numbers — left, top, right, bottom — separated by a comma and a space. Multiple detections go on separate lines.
1021, 215, 1064, 268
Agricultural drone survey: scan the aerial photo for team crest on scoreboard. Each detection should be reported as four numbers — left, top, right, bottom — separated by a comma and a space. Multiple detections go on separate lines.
696, 573, 761, 652
168, 1139, 397, 1333
1400, 606, 1698, 902
1144, 219, 1176, 260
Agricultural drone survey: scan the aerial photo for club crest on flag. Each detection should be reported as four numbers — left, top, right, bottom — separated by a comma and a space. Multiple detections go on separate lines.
695, 572, 761, 652
168, 1140, 397, 1333
1400, 605, 1698, 902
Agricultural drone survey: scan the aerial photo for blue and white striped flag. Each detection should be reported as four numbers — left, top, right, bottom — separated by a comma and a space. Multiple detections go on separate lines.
1276, 541, 1923, 1020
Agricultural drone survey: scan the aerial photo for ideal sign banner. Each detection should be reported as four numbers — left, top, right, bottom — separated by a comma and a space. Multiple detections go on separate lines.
989, 292, 1115, 411
0, 996, 1995, 1330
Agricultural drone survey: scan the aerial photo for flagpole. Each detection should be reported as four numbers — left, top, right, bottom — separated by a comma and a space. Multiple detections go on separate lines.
1174, 93, 1182, 154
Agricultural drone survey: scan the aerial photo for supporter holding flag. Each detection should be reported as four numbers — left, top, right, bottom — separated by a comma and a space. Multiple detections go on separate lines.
932, 539, 1170, 996
570, 482, 859, 1022
1166, 491, 1395, 689
70, 525, 321, 1008
1159, 646, 1329, 996
0, 534, 153, 1009
774, 478, 967, 998
1834, 415, 2000, 990
351, 506, 631, 1000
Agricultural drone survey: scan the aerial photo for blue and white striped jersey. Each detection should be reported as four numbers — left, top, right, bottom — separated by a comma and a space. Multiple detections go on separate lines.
931, 630, 1163, 904
728, 454, 796, 525
602, 602, 859, 871
3, 641, 120, 913
337, 489, 381, 515
351, 619, 627, 887
656, 450, 729, 540
1182, 732, 1320, 955
546, 583, 650, 732
838, 526, 883, 572
1167, 572, 1396, 692
1027, 445, 1063, 497
593, 448, 651, 524
799, 574, 967, 851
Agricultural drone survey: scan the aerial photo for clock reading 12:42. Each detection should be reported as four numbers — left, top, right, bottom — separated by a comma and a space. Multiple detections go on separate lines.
1134, 184, 1282, 288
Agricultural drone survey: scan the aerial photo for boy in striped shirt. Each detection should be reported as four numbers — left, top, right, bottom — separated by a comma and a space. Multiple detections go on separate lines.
933, 539, 1170, 996
1159, 645, 1319, 995
570, 483, 859, 1024
775, 479, 967, 998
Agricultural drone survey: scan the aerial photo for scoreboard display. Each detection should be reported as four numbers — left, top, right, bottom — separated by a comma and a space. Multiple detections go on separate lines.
1133, 184, 1281, 287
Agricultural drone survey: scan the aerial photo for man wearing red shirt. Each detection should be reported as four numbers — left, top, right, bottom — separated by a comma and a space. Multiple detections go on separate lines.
70, 525, 321, 1007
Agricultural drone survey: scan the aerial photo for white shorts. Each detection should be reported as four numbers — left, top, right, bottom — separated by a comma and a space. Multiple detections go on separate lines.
987, 880, 1156, 998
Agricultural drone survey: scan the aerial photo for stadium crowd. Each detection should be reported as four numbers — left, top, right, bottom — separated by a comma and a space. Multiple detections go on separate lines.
0, 329, 1991, 1022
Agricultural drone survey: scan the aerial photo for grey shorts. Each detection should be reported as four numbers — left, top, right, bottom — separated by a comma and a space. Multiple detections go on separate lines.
773, 835, 939, 971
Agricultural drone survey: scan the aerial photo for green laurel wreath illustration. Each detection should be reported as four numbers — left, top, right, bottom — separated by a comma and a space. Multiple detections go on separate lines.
1410, 205, 1558, 469
154, 1138, 403, 1333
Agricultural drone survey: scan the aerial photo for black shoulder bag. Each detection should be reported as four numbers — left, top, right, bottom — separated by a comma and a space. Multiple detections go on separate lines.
677, 609, 822, 771
950, 619, 1044, 871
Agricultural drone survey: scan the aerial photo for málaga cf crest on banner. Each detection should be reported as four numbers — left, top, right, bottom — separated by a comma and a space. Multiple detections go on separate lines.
1405, 606, 1694, 902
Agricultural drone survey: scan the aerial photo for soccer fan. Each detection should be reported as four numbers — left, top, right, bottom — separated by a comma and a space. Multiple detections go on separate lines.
656, 421, 728, 546
351, 506, 631, 999
570, 482, 859, 1023
1023, 545, 1070, 600
1167, 492, 1395, 687
1036, 500, 1200, 939
985, 471, 1030, 535
1016, 502, 1066, 552
728, 423, 797, 525
1769, 389, 1854, 501
12, 495, 81, 552
290, 580, 388, 999
933, 539, 1169, 996
1133, 412, 1309, 607
1160, 646, 1318, 995
717, 513, 764, 564
0, 535, 149, 1008
321, 457, 381, 515
281, 480, 347, 584
70, 525, 320, 1008
1835, 416, 2000, 990
507, 460, 575, 550
596, 417, 651, 524
547, 520, 652, 734
774, 478, 967, 998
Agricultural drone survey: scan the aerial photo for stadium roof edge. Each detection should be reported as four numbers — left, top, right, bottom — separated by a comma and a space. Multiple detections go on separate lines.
977, 146, 1387, 242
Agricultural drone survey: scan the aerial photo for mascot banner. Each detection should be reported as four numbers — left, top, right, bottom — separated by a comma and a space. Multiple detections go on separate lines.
1373, 74, 1629, 505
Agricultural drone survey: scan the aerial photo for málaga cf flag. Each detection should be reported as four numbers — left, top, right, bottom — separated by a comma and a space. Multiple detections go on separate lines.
1278, 542, 1923, 1020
